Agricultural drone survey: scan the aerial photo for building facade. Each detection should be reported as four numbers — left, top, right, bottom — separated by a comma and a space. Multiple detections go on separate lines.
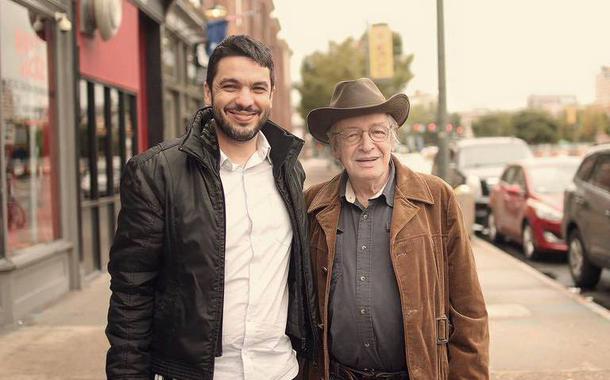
0, 0, 206, 326
596, 66, 610, 112
527, 94, 578, 117
1, 0, 79, 326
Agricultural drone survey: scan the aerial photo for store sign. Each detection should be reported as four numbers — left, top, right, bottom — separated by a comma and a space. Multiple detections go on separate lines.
1, 0, 49, 120
368, 23, 394, 80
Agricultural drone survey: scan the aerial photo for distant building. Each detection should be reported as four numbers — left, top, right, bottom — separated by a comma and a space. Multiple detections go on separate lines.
596, 66, 610, 111
409, 90, 436, 109
457, 109, 491, 138
527, 95, 577, 117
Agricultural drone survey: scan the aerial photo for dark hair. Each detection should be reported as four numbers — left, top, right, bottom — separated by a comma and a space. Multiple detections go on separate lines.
206, 35, 275, 88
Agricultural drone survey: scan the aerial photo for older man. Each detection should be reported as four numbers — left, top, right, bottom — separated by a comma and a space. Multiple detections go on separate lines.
305, 78, 489, 380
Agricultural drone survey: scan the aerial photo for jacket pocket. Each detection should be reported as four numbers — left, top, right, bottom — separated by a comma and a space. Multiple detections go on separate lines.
394, 234, 427, 257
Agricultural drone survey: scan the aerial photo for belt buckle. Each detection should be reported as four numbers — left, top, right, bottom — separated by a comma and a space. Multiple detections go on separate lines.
436, 314, 449, 344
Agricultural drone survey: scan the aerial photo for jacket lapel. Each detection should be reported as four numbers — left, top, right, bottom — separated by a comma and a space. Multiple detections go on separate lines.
316, 204, 340, 254
308, 174, 342, 253
389, 156, 435, 242
390, 194, 421, 243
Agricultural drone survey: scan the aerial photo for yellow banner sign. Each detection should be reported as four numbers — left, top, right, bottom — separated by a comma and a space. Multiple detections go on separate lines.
368, 24, 394, 80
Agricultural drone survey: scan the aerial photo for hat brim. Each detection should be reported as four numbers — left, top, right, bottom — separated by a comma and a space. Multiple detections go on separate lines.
307, 93, 410, 144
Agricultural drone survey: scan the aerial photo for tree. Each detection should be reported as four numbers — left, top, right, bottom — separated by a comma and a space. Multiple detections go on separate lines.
577, 106, 610, 142
296, 30, 414, 122
511, 110, 560, 144
400, 103, 461, 146
471, 112, 513, 137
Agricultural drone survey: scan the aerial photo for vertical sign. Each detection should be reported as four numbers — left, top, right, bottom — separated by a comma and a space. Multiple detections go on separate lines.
368, 23, 394, 80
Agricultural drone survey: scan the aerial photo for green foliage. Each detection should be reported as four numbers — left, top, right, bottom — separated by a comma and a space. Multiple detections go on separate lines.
577, 106, 610, 142
400, 103, 461, 145
473, 110, 565, 144
472, 112, 513, 137
296, 30, 414, 122
511, 110, 560, 144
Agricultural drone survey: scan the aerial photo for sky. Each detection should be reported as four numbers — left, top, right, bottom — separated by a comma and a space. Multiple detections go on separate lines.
273, 0, 610, 113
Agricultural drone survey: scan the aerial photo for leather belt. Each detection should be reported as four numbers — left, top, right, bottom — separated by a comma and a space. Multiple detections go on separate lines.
330, 360, 409, 380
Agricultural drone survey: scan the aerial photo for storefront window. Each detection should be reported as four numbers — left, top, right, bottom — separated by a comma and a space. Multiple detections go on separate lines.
77, 78, 137, 274
79, 80, 137, 201
1, 0, 60, 253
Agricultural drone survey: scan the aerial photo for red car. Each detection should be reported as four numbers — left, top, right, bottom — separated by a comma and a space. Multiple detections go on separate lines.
488, 157, 580, 260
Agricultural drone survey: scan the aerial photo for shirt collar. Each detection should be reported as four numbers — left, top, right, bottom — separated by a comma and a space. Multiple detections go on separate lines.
219, 131, 272, 171
340, 160, 395, 207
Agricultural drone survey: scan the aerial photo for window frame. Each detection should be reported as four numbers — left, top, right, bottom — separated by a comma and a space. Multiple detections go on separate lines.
590, 154, 610, 193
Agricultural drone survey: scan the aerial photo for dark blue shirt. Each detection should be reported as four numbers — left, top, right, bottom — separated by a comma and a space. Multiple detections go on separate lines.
329, 162, 406, 371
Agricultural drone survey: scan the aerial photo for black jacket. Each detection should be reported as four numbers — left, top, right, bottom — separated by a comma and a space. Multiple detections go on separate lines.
106, 108, 319, 380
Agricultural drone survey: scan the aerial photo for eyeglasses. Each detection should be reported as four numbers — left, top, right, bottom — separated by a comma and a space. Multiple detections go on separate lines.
332, 125, 391, 145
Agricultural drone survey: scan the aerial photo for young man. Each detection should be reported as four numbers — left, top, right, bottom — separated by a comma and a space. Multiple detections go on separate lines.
305, 78, 489, 380
106, 35, 318, 380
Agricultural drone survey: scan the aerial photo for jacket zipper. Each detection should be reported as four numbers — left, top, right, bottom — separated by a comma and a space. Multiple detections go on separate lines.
178, 146, 226, 367
276, 158, 320, 358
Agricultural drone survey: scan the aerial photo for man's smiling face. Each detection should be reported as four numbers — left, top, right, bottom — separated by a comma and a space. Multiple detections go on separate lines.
331, 113, 393, 187
204, 56, 273, 142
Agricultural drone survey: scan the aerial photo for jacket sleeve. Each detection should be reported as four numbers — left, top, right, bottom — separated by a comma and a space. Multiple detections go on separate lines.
445, 191, 490, 380
105, 158, 164, 379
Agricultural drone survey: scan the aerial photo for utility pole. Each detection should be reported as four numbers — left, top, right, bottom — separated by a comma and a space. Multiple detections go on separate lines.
436, 0, 449, 181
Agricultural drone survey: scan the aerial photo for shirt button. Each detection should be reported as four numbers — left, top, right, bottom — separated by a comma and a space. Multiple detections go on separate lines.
364, 342, 370, 347
360, 276, 366, 281
360, 308, 366, 314
361, 245, 366, 250
363, 214, 368, 220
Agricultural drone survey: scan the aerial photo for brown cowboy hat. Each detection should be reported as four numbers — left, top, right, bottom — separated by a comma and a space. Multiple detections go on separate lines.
307, 78, 410, 144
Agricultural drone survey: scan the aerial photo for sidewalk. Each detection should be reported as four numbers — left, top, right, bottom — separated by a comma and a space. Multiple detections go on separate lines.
476, 238, 610, 380
1, 238, 609, 379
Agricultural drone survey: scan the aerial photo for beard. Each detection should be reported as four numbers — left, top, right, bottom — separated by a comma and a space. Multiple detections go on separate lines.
211, 100, 270, 142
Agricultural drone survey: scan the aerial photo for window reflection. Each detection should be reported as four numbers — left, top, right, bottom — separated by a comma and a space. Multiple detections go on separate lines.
1, 0, 59, 253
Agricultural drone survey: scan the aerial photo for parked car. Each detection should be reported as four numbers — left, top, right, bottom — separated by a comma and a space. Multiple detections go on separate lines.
432, 137, 533, 229
563, 144, 610, 288
488, 157, 580, 260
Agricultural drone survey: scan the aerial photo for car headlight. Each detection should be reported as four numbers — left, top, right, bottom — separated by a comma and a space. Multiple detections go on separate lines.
529, 200, 562, 222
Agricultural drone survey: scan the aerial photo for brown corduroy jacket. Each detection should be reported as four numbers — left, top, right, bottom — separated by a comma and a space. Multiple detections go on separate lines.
303, 156, 489, 380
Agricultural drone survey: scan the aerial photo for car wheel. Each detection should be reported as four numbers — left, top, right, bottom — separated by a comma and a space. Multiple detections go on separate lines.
568, 229, 601, 289
522, 222, 540, 260
488, 212, 504, 243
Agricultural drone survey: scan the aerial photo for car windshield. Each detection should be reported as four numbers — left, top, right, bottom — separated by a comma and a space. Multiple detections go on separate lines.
528, 162, 580, 194
460, 143, 531, 168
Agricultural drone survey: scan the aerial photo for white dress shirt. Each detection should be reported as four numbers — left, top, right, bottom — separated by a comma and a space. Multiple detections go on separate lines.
212, 132, 298, 380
